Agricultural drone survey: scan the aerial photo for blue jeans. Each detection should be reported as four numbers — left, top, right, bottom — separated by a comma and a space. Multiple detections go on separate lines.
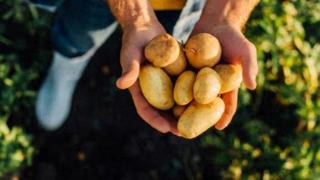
33, 0, 116, 58
33, 0, 193, 58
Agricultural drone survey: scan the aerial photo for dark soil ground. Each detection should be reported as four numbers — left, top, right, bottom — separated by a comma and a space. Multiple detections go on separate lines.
13, 11, 216, 180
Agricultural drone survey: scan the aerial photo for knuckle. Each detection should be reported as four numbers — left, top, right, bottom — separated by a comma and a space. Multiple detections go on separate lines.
242, 40, 256, 53
247, 41, 256, 50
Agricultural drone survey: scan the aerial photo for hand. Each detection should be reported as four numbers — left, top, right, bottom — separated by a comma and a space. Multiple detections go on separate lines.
116, 22, 180, 136
191, 23, 258, 130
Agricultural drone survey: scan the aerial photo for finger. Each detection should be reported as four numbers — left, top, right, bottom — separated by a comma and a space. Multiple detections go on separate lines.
129, 82, 178, 134
116, 59, 140, 89
241, 42, 258, 90
160, 113, 180, 136
215, 89, 238, 130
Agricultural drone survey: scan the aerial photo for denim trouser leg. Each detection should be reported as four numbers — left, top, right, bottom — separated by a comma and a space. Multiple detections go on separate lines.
51, 0, 116, 58
29, 0, 63, 7
33, 0, 204, 58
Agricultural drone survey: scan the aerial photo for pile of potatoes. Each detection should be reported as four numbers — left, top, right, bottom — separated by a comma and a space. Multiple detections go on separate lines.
139, 33, 242, 139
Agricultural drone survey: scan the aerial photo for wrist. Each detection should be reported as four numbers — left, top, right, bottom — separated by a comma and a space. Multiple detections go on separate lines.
193, 19, 241, 40
196, 16, 241, 33
122, 18, 161, 32
107, 0, 159, 31
122, 20, 164, 35
198, 0, 260, 31
198, 11, 243, 32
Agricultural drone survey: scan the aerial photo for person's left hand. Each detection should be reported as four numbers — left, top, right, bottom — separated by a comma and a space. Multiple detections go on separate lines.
191, 23, 258, 130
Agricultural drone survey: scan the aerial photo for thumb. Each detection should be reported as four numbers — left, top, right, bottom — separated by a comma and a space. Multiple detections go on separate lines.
241, 42, 258, 90
116, 59, 140, 89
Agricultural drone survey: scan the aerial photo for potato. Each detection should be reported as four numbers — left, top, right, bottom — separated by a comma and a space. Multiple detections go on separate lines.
178, 97, 225, 139
174, 71, 196, 105
173, 105, 186, 118
144, 34, 180, 67
185, 33, 221, 69
214, 64, 243, 94
193, 67, 221, 104
139, 64, 174, 110
164, 45, 187, 76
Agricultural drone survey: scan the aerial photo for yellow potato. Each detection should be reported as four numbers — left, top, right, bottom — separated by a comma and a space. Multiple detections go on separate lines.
144, 34, 180, 67
172, 105, 186, 118
193, 67, 221, 104
185, 33, 221, 69
214, 64, 243, 94
139, 64, 174, 110
164, 45, 187, 76
174, 71, 196, 105
178, 97, 225, 139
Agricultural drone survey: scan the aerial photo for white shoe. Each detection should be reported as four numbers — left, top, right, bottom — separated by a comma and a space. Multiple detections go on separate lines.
36, 22, 118, 131
36, 49, 95, 130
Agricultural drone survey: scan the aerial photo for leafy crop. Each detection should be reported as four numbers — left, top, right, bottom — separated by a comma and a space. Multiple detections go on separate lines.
0, 0, 51, 176
0, 0, 320, 178
200, 0, 320, 179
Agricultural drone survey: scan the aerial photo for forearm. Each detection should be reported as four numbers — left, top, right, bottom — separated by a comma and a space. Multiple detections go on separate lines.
106, 0, 159, 30
198, 0, 260, 30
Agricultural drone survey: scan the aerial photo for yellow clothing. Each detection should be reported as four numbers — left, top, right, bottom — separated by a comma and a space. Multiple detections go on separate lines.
150, 0, 186, 10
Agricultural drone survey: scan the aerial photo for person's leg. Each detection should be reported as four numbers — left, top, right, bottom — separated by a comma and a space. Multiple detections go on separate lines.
36, 0, 117, 130
22, 0, 64, 12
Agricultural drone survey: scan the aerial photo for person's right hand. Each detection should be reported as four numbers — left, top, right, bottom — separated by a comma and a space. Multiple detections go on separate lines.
116, 22, 180, 136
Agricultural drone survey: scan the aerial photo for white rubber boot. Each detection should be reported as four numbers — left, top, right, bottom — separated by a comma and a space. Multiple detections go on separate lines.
36, 49, 95, 130
36, 22, 117, 130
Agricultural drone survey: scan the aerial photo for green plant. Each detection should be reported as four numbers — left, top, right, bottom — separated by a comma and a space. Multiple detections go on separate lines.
0, 121, 34, 176
0, 0, 51, 176
200, 0, 320, 179
1, 0, 320, 178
